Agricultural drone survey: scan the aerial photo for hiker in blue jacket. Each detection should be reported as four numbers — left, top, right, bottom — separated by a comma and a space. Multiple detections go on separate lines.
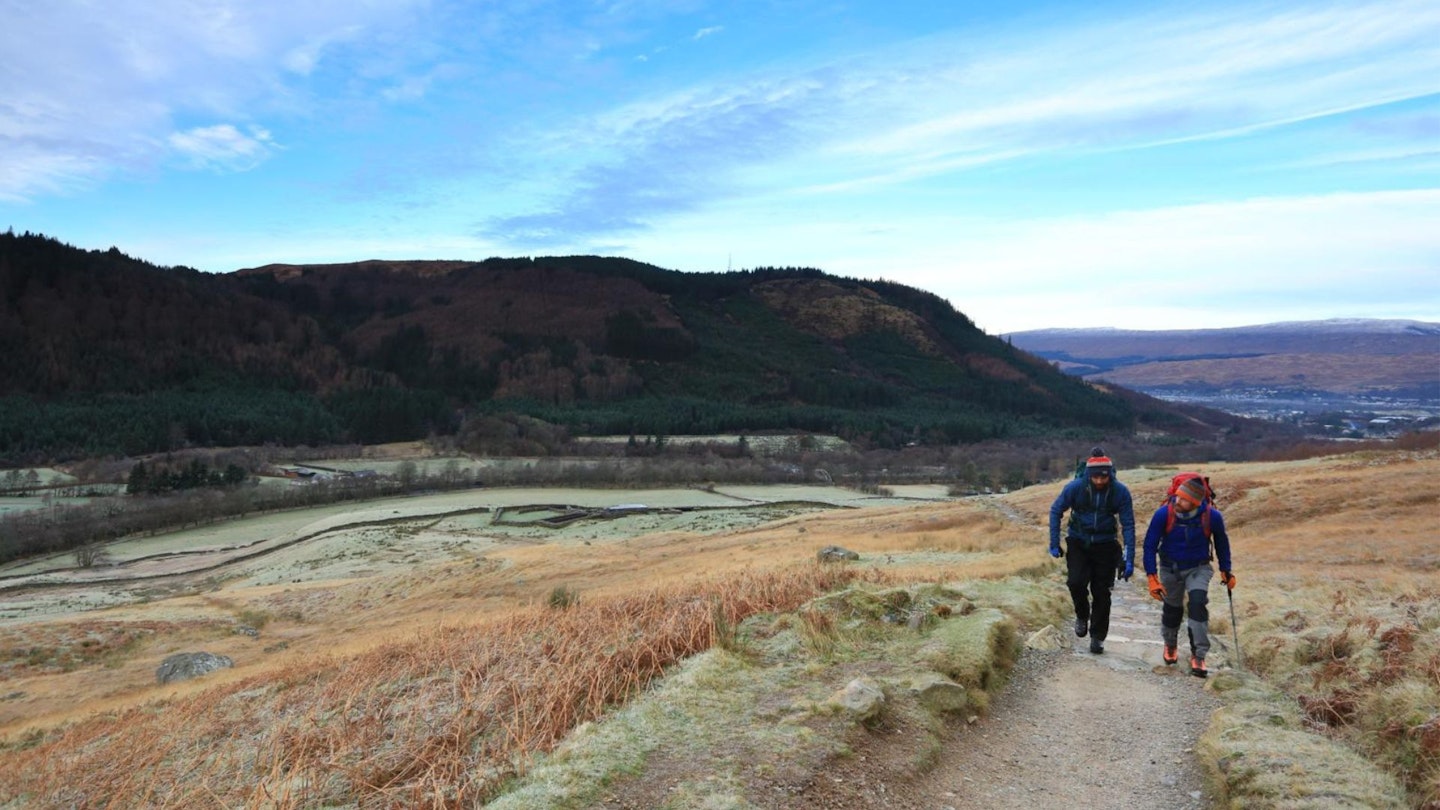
1048, 449, 1136, 654
1143, 474, 1236, 678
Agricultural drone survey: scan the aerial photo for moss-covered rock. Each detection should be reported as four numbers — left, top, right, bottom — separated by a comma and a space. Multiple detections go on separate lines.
1197, 672, 1408, 809
488, 578, 1046, 808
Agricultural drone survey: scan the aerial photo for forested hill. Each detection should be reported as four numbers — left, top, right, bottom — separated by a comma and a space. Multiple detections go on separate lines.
0, 232, 1256, 461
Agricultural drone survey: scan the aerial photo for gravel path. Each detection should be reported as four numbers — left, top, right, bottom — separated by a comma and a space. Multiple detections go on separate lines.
909, 579, 1223, 809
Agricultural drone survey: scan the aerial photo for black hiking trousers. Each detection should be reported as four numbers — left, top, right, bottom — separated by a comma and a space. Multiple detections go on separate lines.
1065, 539, 1121, 641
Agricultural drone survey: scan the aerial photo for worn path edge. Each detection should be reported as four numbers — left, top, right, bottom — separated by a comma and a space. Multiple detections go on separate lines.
907, 579, 1225, 809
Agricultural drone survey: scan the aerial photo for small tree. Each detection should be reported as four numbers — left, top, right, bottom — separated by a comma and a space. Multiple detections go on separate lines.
126, 462, 149, 495
73, 542, 107, 569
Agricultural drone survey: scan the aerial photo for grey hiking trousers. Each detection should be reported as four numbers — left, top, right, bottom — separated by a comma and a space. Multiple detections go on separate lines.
1158, 564, 1214, 660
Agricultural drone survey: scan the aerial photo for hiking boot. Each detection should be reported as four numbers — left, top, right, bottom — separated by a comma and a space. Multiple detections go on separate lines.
1089, 637, 1104, 655
1074, 617, 1088, 638
1163, 645, 1178, 666
1190, 656, 1207, 678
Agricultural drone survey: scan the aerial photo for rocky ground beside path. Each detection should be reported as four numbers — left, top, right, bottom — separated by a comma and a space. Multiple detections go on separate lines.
908, 578, 1224, 809
783, 577, 1226, 809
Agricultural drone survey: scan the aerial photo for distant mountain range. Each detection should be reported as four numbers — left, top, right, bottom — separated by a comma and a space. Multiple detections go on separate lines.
3, 232, 1286, 461
1005, 320, 1440, 417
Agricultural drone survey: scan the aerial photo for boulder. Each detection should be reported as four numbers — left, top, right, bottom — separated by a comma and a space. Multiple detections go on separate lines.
1025, 624, 1069, 651
156, 652, 234, 684
816, 545, 860, 563
826, 677, 886, 722
909, 672, 969, 714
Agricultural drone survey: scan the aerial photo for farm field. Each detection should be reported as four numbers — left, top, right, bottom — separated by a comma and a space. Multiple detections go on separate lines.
0, 480, 965, 729
0, 483, 948, 586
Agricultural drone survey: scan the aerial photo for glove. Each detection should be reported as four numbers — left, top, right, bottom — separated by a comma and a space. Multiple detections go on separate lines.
1120, 558, 1134, 581
1220, 571, 1236, 590
1147, 573, 1165, 601
1049, 544, 1062, 559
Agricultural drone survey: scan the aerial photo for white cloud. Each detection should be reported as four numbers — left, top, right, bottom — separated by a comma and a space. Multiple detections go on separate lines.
693, 26, 723, 40
913, 190, 1440, 331
818, 1, 1440, 182
619, 189, 1440, 332
0, 1, 422, 199
169, 125, 277, 171
0, 151, 105, 204
489, 0, 1440, 243
282, 25, 364, 75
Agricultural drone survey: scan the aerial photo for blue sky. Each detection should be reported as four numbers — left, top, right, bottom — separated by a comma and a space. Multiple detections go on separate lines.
2, 0, 1437, 333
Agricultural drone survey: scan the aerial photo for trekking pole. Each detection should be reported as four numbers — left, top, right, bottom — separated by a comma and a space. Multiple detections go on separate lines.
1227, 584, 1243, 670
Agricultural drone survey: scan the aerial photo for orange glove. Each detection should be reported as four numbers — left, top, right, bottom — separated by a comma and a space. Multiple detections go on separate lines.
1147, 573, 1165, 601
1220, 571, 1237, 590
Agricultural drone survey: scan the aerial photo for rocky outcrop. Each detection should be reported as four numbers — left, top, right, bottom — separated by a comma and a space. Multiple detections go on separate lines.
156, 652, 234, 684
816, 545, 859, 563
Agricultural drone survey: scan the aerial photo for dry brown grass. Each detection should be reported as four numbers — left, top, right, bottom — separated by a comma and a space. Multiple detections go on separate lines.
0, 495, 1037, 744
0, 619, 219, 679
1189, 449, 1440, 807
1236, 579, 1440, 806
2, 446, 1437, 807
0, 565, 874, 809
1004, 447, 1440, 806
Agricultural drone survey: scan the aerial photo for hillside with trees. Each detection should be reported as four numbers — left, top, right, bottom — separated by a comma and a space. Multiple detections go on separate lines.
0, 232, 1277, 462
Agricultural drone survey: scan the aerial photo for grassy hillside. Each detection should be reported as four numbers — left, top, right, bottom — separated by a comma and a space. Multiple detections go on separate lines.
0, 446, 1435, 807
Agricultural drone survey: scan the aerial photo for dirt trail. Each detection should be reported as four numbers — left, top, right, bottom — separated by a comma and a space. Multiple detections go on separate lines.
909, 579, 1224, 809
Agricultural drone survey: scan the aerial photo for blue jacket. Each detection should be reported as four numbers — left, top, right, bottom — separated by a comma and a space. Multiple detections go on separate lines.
1049, 477, 1136, 562
1142, 504, 1232, 574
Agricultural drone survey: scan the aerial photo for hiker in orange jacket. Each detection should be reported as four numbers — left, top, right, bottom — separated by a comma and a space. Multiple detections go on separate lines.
1143, 474, 1235, 678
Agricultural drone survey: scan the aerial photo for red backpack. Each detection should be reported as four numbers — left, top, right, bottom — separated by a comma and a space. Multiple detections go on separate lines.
1162, 472, 1214, 539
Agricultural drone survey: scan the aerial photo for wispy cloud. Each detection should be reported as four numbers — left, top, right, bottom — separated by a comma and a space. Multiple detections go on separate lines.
169, 125, 278, 171
0, 0, 423, 201
480, 74, 838, 244
282, 25, 365, 75
693, 26, 723, 40
0, 150, 106, 204
1354, 113, 1440, 140
829, 2, 1440, 174
480, 0, 1440, 247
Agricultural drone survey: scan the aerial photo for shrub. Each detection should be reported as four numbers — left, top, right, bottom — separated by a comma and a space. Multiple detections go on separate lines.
546, 586, 580, 610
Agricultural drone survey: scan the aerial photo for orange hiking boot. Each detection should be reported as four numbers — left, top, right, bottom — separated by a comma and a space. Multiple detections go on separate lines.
1163, 645, 1178, 666
1190, 656, 1207, 678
